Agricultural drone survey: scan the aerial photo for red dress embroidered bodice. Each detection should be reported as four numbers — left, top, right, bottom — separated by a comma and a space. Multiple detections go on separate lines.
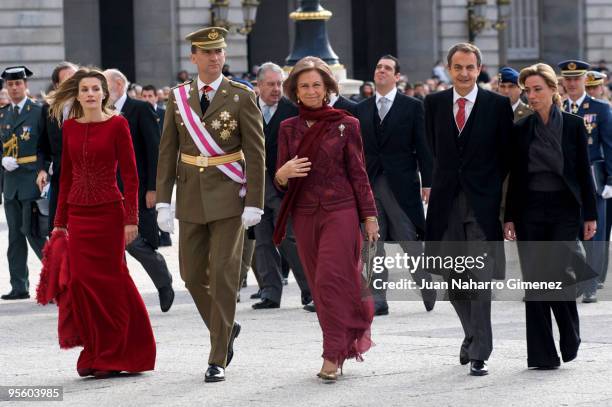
54, 115, 139, 227
276, 115, 377, 219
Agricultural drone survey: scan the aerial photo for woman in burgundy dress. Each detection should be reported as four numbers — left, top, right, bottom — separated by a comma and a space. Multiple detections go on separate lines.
273, 57, 379, 381
48, 67, 156, 378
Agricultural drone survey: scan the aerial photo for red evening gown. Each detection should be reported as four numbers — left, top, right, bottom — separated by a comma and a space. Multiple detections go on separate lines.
53, 115, 156, 373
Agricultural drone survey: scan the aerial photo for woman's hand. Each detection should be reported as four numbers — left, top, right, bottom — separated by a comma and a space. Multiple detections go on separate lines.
125, 225, 138, 246
503, 222, 516, 241
276, 155, 311, 185
364, 218, 380, 242
584, 220, 597, 241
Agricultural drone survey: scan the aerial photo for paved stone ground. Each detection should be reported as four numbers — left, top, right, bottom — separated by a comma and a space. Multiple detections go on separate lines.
1, 207, 612, 407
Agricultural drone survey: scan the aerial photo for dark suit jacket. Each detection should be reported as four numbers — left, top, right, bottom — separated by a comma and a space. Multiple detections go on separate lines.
425, 88, 513, 242
353, 93, 432, 235
155, 106, 165, 133
505, 111, 597, 223
332, 95, 356, 113
37, 103, 63, 184
259, 96, 298, 182
120, 96, 161, 246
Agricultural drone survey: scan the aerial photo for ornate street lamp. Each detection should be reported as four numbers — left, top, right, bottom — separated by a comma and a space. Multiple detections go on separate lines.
467, 0, 488, 43
211, 0, 260, 35
493, 0, 512, 67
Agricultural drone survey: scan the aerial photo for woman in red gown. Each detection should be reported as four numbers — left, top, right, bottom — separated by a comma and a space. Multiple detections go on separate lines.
48, 68, 156, 378
273, 57, 379, 381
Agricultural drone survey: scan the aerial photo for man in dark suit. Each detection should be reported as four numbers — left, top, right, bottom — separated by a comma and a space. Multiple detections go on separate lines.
329, 92, 356, 112
424, 43, 513, 376
251, 62, 311, 310
141, 84, 171, 247
36, 62, 78, 235
104, 69, 174, 312
559, 60, 612, 303
354, 54, 435, 316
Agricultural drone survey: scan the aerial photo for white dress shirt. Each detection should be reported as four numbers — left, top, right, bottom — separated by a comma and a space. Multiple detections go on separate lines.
512, 99, 521, 112
452, 85, 479, 128
114, 92, 127, 113
568, 92, 587, 109
11, 97, 27, 113
198, 74, 223, 102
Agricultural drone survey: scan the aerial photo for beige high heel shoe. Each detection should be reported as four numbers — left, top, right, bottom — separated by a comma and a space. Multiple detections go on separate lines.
317, 370, 337, 382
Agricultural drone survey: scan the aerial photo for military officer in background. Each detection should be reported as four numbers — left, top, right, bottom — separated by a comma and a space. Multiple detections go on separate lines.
0, 66, 47, 300
559, 60, 612, 303
586, 71, 610, 102
156, 27, 265, 382
497, 67, 533, 122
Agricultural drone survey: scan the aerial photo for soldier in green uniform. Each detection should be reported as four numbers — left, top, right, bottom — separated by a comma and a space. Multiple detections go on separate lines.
0, 66, 47, 300
156, 27, 265, 382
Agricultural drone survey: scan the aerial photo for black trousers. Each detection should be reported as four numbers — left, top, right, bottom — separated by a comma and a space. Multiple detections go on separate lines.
515, 190, 581, 367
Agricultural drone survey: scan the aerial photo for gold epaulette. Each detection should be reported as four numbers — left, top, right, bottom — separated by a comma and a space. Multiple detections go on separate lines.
171, 80, 193, 90
229, 80, 254, 94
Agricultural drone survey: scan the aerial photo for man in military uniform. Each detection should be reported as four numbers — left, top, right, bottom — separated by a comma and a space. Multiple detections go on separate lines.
586, 70, 609, 102
0, 66, 47, 300
559, 60, 612, 303
497, 67, 533, 122
156, 27, 265, 382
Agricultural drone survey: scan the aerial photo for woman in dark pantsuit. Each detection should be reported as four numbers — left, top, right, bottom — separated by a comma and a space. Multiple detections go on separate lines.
504, 63, 597, 369
273, 57, 379, 381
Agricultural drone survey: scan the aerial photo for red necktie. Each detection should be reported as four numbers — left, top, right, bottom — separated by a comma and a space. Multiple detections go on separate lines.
456, 97, 466, 132
200, 85, 214, 114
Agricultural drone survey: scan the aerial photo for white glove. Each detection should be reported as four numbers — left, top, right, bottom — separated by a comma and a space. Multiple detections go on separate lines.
156, 203, 174, 233
603, 185, 612, 199
241, 206, 264, 229
2, 157, 19, 172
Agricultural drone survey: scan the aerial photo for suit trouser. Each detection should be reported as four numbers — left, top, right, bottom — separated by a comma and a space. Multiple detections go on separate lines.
442, 191, 493, 362
253, 176, 310, 304
240, 234, 257, 286
127, 236, 172, 289
4, 197, 46, 292
602, 198, 612, 284
515, 191, 581, 367
582, 194, 606, 295
370, 175, 432, 305
46, 177, 59, 236
179, 216, 243, 367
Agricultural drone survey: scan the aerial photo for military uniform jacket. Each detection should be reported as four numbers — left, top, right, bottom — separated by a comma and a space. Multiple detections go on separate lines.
513, 100, 533, 123
0, 99, 43, 201
563, 95, 612, 189
156, 76, 265, 224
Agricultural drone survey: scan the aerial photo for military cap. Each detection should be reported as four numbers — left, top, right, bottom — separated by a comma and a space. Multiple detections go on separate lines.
185, 27, 228, 50
557, 60, 589, 77
586, 70, 607, 87
1, 66, 33, 81
498, 67, 519, 85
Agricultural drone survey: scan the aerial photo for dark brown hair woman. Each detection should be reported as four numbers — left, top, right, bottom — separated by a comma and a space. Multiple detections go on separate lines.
504, 63, 597, 369
273, 56, 379, 381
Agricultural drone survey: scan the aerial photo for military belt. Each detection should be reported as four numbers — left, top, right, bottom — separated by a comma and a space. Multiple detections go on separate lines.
180, 150, 244, 168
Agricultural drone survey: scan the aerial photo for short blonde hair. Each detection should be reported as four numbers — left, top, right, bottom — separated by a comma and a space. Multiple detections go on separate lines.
519, 63, 562, 106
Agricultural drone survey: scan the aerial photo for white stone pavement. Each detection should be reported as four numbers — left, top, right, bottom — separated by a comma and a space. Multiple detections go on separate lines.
1, 206, 612, 407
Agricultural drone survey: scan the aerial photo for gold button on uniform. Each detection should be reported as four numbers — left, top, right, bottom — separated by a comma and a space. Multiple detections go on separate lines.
199, 168, 204, 173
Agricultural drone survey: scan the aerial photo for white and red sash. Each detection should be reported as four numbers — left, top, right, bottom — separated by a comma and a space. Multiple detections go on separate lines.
174, 84, 246, 197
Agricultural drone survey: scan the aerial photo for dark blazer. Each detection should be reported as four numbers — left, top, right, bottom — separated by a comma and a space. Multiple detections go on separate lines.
37, 103, 62, 182
259, 96, 298, 182
505, 111, 597, 223
424, 87, 513, 242
353, 93, 432, 235
120, 96, 161, 247
155, 106, 165, 133
332, 95, 356, 113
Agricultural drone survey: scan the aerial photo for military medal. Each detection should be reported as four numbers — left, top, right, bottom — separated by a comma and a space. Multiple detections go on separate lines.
211, 119, 222, 130
584, 103, 589, 109
233, 94, 239, 102
20, 126, 31, 141
220, 129, 231, 140
220, 110, 231, 121
584, 114, 596, 134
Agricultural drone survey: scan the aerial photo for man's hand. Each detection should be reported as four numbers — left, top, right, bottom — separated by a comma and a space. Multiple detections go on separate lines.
125, 224, 138, 246
584, 220, 597, 240
145, 190, 156, 209
37, 170, 49, 192
504, 222, 516, 241
2, 157, 19, 172
157, 205, 174, 233
241, 206, 263, 229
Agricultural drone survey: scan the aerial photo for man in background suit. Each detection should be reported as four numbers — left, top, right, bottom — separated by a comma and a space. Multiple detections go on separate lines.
354, 54, 435, 316
36, 61, 78, 235
425, 43, 513, 376
329, 92, 356, 112
251, 62, 312, 310
104, 69, 175, 313
142, 84, 171, 247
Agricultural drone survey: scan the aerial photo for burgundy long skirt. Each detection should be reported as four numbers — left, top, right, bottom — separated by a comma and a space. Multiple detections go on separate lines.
293, 206, 374, 366
67, 201, 156, 373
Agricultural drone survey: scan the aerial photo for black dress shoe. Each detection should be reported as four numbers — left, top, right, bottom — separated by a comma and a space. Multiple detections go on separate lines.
159, 232, 172, 247
301, 293, 313, 306
470, 360, 488, 376
1, 290, 30, 300
205, 365, 225, 382
374, 303, 389, 316
226, 322, 241, 367
597, 282, 604, 290
250, 290, 261, 299
422, 289, 436, 312
582, 293, 598, 303
303, 301, 316, 312
282, 278, 288, 286
252, 298, 280, 309
158, 285, 175, 313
